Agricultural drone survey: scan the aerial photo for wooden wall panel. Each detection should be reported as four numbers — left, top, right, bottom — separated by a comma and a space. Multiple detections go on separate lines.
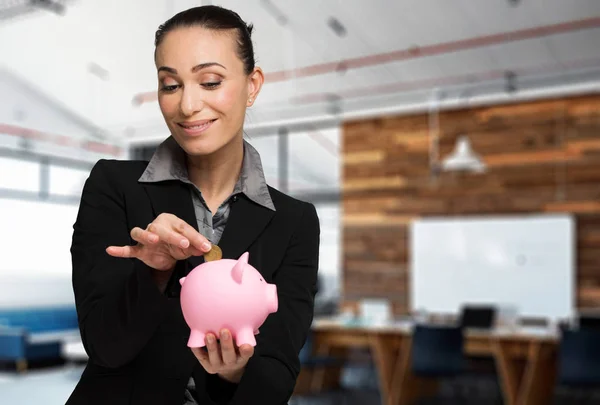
342, 94, 600, 316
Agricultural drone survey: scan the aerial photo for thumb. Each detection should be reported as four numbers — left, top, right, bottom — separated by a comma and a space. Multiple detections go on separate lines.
238, 344, 254, 361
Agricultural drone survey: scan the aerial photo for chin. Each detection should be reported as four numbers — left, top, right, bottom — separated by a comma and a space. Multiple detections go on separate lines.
172, 133, 227, 157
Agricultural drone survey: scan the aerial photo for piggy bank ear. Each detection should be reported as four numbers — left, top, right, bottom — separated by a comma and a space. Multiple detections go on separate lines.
232, 252, 249, 284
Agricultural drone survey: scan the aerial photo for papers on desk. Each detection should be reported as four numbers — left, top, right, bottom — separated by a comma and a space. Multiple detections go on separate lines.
312, 316, 559, 340
492, 325, 559, 340
312, 315, 413, 332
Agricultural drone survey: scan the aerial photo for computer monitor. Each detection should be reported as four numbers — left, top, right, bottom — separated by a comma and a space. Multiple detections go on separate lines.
578, 314, 600, 330
459, 305, 496, 329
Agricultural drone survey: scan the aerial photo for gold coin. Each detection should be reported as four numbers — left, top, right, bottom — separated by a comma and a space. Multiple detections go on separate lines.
204, 244, 222, 262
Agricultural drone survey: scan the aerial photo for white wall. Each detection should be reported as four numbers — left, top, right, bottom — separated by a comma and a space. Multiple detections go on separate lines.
0, 69, 100, 140
410, 214, 576, 321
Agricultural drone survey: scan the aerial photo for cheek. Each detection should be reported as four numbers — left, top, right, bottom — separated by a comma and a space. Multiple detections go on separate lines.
158, 96, 178, 118
212, 86, 246, 118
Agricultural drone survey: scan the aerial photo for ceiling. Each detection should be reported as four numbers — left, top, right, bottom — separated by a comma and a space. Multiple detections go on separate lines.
1, 0, 599, 143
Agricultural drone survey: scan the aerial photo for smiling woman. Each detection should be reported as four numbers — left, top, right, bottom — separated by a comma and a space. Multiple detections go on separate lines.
67, 5, 320, 405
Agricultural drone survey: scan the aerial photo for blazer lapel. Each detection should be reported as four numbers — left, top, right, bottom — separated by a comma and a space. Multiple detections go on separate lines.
142, 181, 206, 272
218, 195, 275, 261
142, 181, 199, 232
142, 182, 274, 271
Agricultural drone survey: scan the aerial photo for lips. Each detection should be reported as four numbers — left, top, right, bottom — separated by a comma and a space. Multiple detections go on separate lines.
177, 119, 217, 135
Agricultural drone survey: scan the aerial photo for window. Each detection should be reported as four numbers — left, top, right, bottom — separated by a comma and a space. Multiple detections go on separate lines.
288, 127, 340, 194
49, 166, 90, 197
0, 157, 39, 193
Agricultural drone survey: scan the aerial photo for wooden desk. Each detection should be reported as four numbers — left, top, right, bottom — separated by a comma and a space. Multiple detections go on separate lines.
311, 317, 558, 405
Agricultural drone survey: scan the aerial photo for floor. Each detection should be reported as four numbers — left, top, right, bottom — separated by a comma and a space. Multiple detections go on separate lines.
2, 364, 597, 405
0, 365, 84, 405
0, 365, 382, 405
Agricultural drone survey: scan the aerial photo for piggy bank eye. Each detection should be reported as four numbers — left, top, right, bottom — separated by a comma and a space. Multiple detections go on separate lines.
259, 278, 263, 282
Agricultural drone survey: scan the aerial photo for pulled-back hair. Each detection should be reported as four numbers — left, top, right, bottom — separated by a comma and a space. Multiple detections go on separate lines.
155, 5, 255, 75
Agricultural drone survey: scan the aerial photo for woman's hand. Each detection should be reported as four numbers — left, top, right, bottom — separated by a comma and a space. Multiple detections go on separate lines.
106, 213, 212, 271
191, 329, 255, 384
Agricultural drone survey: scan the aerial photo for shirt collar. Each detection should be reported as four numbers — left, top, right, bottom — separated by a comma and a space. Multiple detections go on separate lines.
138, 136, 275, 211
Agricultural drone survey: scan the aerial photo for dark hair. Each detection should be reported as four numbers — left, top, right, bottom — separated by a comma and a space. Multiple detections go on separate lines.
154, 5, 255, 75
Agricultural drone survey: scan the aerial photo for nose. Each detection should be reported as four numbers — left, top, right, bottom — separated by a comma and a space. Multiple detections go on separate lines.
179, 85, 203, 117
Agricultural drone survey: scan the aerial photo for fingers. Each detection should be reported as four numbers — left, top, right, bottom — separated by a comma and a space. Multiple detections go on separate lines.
191, 347, 209, 363
106, 245, 141, 258
192, 330, 254, 377
219, 330, 237, 366
148, 215, 211, 254
205, 333, 222, 369
171, 218, 212, 252
238, 344, 254, 361
130, 227, 158, 245
147, 222, 190, 249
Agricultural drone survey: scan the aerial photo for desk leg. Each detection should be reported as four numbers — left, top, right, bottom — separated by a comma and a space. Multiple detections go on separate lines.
517, 342, 557, 405
310, 342, 345, 393
16, 358, 28, 373
391, 337, 439, 405
369, 334, 401, 405
494, 340, 526, 405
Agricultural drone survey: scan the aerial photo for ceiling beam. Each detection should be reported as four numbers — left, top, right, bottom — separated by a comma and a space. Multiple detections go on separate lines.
132, 16, 600, 105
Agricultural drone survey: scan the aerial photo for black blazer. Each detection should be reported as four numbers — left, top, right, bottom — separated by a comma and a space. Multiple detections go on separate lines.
67, 159, 320, 405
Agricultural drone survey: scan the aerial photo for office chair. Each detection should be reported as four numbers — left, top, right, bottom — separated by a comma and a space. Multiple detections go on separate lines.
457, 305, 503, 402
410, 324, 466, 404
555, 328, 600, 404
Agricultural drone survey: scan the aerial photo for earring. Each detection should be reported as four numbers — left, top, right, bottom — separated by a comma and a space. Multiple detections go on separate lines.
248, 97, 253, 103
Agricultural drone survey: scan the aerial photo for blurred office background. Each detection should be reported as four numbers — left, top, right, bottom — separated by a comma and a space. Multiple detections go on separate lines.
1, 1, 599, 404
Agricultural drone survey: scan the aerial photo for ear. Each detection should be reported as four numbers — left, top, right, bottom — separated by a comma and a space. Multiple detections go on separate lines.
232, 252, 249, 284
246, 67, 264, 107
179, 277, 186, 286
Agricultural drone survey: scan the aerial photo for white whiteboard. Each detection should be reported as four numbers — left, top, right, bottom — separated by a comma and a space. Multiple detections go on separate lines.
410, 214, 575, 321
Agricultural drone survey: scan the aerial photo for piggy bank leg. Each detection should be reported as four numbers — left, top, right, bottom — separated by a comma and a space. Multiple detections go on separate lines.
188, 330, 206, 348
235, 328, 256, 347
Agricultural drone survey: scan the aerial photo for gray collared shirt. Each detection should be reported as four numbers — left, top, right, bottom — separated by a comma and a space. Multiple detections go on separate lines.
138, 136, 275, 404
139, 136, 275, 244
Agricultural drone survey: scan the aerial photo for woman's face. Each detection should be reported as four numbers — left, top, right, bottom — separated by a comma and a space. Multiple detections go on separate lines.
155, 26, 262, 156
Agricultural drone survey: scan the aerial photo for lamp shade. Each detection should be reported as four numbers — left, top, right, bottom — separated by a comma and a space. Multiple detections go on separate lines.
441, 136, 486, 173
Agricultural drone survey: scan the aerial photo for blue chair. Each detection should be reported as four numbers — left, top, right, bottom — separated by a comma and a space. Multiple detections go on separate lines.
556, 328, 600, 403
411, 324, 465, 378
410, 324, 503, 405
410, 324, 466, 404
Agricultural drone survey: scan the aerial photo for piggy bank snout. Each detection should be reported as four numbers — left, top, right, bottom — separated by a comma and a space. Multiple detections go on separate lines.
266, 283, 278, 313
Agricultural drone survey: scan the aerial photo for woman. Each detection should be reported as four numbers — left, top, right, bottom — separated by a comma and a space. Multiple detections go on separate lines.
68, 5, 320, 405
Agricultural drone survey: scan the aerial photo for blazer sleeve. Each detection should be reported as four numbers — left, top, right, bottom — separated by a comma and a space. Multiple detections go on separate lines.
215, 202, 320, 405
71, 160, 169, 368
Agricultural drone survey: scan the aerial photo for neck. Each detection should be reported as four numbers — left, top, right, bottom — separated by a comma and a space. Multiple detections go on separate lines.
186, 135, 244, 202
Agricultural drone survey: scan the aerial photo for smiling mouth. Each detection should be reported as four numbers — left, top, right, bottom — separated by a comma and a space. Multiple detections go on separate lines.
177, 119, 217, 134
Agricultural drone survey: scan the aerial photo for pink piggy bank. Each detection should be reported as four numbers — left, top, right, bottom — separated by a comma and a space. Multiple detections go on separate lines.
179, 252, 278, 348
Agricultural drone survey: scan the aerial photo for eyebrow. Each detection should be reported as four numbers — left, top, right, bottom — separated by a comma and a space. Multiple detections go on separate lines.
158, 62, 227, 74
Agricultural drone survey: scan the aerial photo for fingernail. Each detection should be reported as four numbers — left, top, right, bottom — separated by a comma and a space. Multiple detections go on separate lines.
207, 335, 215, 344
221, 330, 229, 340
202, 242, 211, 251
180, 239, 189, 248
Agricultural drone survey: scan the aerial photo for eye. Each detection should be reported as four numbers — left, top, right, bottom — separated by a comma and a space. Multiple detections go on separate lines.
160, 84, 179, 93
259, 278, 263, 282
202, 81, 221, 89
